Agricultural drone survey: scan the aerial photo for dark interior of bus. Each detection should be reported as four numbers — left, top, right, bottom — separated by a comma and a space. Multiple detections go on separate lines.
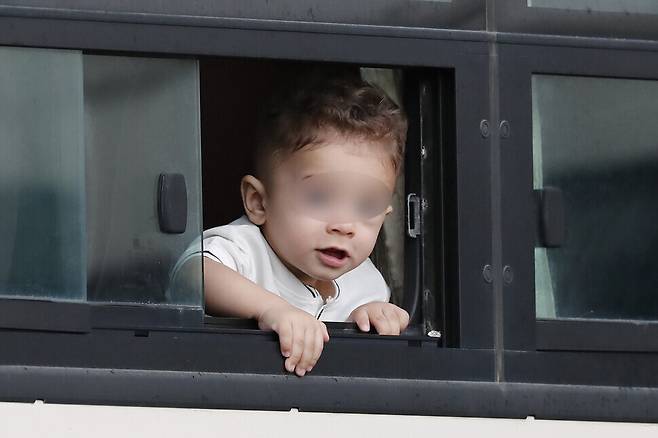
198, 58, 457, 340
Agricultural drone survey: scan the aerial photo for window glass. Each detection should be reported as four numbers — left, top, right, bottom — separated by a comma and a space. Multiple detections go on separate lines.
533, 74, 658, 320
84, 55, 202, 305
0, 47, 86, 301
360, 68, 405, 306
0, 46, 203, 307
528, 0, 658, 14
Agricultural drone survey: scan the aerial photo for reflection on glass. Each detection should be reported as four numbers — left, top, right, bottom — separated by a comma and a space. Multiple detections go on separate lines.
529, 0, 658, 14
0, 47, 87, 301
84, 55, 202, 306
533, 74, 658, 320
0, 46, 203, 307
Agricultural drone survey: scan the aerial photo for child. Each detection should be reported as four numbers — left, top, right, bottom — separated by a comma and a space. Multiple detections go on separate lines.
200, 77, 408, 376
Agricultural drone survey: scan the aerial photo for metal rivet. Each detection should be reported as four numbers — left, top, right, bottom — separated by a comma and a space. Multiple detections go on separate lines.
480, 120, 490, 138
503, 265, 514, 284
499, 120, 510, 138
482, 264, 493, 283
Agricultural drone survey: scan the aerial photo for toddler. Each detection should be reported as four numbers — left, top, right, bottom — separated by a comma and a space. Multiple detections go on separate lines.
196, 77, 409, 376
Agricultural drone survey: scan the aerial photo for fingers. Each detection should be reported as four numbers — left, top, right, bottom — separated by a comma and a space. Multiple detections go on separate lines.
351, 309, 371, 332
277, 321, 293, 358
371, 307, 394, 335
383, 306, 401, 335
369, 304, 410, 336
294, 329, 314, 377
321, 322, 330, 342
277, 303, 408, 378
282, 321, 327, 377
295, 327, 324, 376
284, 325, 306, 374
397, 307, 410, 331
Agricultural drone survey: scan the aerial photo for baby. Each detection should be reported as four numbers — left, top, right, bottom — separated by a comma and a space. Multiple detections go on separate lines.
202, 77, 409, 376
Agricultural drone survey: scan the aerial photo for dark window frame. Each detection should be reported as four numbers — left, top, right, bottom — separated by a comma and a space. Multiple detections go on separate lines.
0, 6, 493, 345
495, 0, 658, 41
0, 0, 497, 410
0, 0, 487, 30
4, 1, 658, 423
499, 42, 658, 383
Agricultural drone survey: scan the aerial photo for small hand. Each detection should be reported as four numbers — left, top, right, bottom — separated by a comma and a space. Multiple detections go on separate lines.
349, 302, 410, 335
258, 304, 329, 377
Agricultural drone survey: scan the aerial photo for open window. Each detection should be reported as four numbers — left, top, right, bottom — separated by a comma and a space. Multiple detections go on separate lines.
196, 58, 457, 342
0, 42, 470, 341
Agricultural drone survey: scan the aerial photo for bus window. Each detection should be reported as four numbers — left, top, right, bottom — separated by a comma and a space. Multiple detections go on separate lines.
84, 54, 202, 306
197, 59, 451, 339
1, 49, 451, 336
0, 46, 86, 301
5, 0, 658, 423
0, 46, 204, 308
533, 74, 658, 320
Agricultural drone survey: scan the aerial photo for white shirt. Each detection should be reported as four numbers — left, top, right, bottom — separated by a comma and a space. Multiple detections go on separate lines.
175, 216, 390, 321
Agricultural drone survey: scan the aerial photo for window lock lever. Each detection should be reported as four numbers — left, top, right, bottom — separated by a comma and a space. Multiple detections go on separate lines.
406, 193, 422, 238
535, 186, 566, 248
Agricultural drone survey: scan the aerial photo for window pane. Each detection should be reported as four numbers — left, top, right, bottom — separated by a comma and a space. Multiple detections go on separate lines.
533, 74, 658, 320
528, 0, 658, 15
0, 47, 86, 301
84, 55, 202, 306
1, 47, 203, 307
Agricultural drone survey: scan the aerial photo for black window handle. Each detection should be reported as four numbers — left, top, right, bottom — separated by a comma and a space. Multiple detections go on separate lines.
535, 186, 566, 248
158, 173, 187, 234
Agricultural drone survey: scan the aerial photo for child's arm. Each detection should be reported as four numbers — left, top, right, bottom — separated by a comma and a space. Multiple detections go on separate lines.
348, 302, 410, 335
204, 258, 329, 376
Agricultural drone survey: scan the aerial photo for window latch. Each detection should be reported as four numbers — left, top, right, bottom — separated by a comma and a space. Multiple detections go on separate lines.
535, 186, 566, 247
406, 193, 422, 238
158, 173, 187, 234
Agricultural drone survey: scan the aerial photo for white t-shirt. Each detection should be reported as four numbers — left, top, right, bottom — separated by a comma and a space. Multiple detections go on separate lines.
175, 216, 390, 321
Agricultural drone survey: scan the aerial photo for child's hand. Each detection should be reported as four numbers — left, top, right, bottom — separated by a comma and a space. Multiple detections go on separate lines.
349, 302, 410, 335
258, 304, 329, 377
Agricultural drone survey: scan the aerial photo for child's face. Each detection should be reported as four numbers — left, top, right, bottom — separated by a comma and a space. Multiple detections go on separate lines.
261, 137, 397, 285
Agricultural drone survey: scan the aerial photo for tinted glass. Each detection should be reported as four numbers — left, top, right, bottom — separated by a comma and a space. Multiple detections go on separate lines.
84, 55, 203, 306
0, 47, 87, 301
0, 46, 203, 307
533, 74, 658, 320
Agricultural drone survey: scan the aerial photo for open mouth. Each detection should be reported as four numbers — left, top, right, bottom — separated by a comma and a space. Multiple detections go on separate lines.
321, 247, 348, 259
317, 247, 349, 268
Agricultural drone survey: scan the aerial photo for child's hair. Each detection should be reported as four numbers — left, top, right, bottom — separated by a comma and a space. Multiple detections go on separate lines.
255, 75, 407, 178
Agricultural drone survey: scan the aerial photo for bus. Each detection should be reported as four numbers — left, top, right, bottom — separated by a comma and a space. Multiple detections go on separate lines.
2, 1, 658, 435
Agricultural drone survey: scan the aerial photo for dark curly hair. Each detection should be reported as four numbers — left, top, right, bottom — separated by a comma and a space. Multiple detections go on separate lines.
255, 76, 407, 178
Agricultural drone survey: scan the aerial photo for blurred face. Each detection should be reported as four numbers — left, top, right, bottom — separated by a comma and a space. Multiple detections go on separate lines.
261, 137, 397, 286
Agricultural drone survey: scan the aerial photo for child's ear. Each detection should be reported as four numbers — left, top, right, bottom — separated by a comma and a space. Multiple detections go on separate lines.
241, 175, 268, 225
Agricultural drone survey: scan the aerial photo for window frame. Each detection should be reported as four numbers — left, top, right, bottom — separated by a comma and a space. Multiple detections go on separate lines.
499, 41, 658, 378
495, 0, 658, 40
0, 0, 487, 30
4, 0, 658, 423
0, 0, 495, 402
0, 0, 492, 344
